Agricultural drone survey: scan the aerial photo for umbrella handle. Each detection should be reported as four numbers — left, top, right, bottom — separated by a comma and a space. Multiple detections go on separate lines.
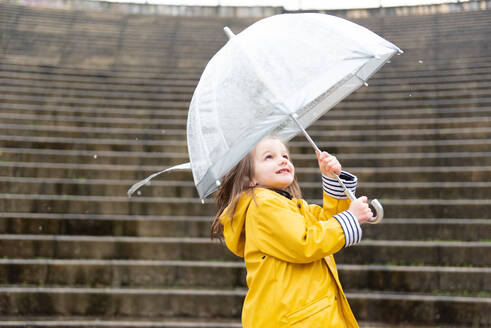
290, 114, 383, 224
368, 198, 384, 224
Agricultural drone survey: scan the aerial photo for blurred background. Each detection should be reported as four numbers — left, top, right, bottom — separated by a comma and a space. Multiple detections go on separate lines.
0, 0, 490, 326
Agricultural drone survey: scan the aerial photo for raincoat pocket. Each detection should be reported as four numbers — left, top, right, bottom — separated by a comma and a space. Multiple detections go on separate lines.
285, 295, 334, 327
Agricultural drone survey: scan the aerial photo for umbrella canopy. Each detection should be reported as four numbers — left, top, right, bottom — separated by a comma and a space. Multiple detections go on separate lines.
187, 13, 401, 199
128, 13, 401, 206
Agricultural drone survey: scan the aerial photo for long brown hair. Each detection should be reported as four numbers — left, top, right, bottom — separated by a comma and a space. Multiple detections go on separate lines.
211, 137, 302, 241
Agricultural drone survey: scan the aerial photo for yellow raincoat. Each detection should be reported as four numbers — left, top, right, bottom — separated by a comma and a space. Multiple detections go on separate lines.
220, 185, 360, 328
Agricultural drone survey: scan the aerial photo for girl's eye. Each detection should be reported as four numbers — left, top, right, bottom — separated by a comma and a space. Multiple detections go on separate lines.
265, 155, 272, 160
283, 155, 289, 160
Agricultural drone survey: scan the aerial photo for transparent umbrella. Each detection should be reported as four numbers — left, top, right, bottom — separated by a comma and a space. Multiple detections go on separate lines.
129, 13, 402, 223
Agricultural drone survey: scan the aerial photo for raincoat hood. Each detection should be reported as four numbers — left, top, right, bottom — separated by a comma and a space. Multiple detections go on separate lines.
219, 191, 254, 258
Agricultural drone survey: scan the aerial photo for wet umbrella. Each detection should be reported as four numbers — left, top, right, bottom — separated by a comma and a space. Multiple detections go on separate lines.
129, 13, 402, 223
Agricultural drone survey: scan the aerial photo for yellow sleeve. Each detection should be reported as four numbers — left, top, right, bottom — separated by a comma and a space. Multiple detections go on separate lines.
308, 192, 352, 221
247, 191, 346, 264
308, 171, 363, 248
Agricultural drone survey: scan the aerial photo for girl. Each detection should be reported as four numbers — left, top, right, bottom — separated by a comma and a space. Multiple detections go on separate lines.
211, 137, 373, 328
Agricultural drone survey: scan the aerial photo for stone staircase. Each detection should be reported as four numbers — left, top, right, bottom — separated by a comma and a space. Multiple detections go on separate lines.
0, 1, 490, 327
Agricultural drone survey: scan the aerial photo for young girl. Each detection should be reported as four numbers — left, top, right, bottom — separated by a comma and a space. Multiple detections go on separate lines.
211, 137, 373, 328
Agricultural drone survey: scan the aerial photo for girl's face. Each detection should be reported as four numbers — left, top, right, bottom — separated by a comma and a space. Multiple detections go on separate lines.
251, 138, 295, 190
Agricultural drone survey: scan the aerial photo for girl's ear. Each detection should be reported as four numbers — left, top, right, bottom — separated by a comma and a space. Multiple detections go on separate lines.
243, 174, 256, 187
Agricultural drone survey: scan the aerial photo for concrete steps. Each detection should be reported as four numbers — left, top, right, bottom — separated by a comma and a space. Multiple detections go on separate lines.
1, 147, 490, 167
2, 194, 489, 218
0, 317, 243, 328
1, 2, 490, 326
2, 59, 491, 86
6, 16, 487, 48
0, 287, 488, 326
2, 161, 490, 184
2, 68, 491, 94
1, 56, 489, 74
1, 103, 490, 125
0, 259, 489, 295
0, 234, 489, 267
1, 133, 490, 154
1, 71, 491, 101
0, 116, 489, 140
0, 213, 489, 240
2, 177, 490, 199
3, 66, 491, 85
2, 124, 490, 145
3, 91, 490, 112
0, 317, 469, 328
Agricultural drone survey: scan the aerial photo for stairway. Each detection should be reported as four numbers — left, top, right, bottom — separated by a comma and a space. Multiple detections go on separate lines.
0, 2, 490, 327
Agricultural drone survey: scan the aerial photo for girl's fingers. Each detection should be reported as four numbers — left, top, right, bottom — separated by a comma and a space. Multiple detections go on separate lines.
325, 156, 339, 166
322, 160, 335, 169
323, 158, 341, 173
318, 152, 343, 177
317, 152, 328, 163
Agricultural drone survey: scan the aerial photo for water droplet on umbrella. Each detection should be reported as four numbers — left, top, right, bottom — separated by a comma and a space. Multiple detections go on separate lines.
201, 199, 205, 204
39, 226, 43, 231
93, 154, 98, 159
161, 130, 166, 134
135, 138, 138, 141
387, 60, 391, 63
363, 82, 368, 87
418, 60, 424, 64
137, 190, 142, 196
409, 94, 412, 97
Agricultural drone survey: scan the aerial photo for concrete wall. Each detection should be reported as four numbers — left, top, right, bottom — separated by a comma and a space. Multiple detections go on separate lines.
3, 0, 491, 17
313, 0, 490, 19
2, 0, 282, 16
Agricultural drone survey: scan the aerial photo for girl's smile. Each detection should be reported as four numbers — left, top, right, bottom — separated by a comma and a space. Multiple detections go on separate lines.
251, 138, 295, 190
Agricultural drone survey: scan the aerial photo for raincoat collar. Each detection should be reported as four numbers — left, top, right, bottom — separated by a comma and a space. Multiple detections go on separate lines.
273, 189, 292, 200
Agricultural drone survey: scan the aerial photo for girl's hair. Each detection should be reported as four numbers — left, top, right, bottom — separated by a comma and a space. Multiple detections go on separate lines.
211, 138, 302, 241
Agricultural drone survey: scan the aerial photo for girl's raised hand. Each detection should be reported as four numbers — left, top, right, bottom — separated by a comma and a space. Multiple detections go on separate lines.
316, 151, 341, 179
348, 196, 373, 224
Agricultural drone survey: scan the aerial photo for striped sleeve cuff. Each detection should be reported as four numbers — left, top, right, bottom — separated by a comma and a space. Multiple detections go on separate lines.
322, 171, 358, 199
334, 210, 362, 247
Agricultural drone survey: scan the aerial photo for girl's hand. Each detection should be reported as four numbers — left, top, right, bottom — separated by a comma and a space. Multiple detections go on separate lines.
349, 196, 373, 225
316, 151, 341, 179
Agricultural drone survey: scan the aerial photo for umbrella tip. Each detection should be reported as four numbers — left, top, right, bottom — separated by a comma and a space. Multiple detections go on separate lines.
224, 26, 235, 40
